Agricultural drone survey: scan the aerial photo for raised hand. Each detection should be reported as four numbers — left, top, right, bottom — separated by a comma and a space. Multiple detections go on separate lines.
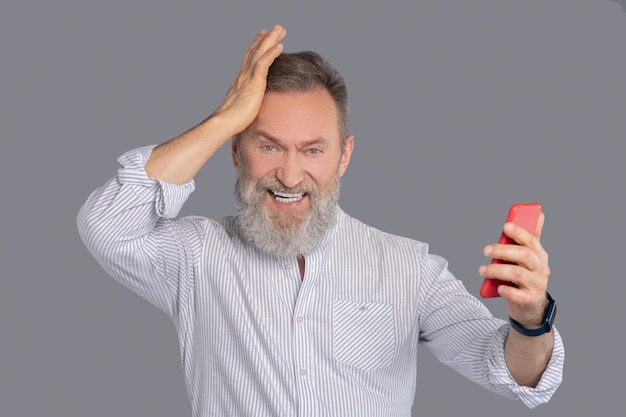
479, 212, 551, 329
213, 24, 287, 137
145, 25, 286, 184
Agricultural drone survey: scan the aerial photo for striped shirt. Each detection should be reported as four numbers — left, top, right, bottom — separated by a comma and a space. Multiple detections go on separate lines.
77, 145, 564, 417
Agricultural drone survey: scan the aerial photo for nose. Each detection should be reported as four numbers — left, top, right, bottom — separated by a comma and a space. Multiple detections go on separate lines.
276, 152, 303, 188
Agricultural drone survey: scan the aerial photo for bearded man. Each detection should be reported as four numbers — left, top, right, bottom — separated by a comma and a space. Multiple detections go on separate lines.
77, 25, 563, 417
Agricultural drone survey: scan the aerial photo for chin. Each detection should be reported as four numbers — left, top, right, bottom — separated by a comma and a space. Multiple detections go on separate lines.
269, 211, 309, 230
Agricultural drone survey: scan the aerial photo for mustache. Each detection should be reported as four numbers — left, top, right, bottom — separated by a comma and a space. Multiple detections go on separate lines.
255, 177, 316, 196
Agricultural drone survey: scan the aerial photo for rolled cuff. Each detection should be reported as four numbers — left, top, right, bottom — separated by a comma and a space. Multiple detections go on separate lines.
488, 324, 564, 408
116, 145, 195, 219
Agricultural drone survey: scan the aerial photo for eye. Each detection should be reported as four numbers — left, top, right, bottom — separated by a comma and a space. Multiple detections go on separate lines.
308, 148, 321, 155
263, 144, 275, 152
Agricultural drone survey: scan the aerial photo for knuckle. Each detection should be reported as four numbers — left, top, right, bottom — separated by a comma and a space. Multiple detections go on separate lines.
520, 247, 534, 262
519, 295, 533, 308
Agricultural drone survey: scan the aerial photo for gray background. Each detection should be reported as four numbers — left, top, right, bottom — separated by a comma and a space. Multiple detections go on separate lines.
2, 0, 625, 416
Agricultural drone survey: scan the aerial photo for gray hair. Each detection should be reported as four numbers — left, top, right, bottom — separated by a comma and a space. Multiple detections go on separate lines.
265, 51, 349, 142
235, 51, 349, 148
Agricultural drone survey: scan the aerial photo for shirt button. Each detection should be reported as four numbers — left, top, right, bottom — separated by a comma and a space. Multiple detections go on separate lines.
359, 304, 368, 312
285, 263, 294, 270
299, 368, 307, 377
296, 316, 305, 324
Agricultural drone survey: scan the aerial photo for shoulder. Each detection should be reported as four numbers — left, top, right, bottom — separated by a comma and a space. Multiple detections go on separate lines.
337, 211, 440, 277
169, 215, 246, 264
339, 210, 430, 255
174, 214, 239, 241
339, 210, 451, 273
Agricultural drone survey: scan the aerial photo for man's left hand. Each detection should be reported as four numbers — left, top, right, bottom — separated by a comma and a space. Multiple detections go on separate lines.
479, 212, 550, 328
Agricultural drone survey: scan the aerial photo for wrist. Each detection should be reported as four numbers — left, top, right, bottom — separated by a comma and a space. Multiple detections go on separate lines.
202, 112, 243, 143
509, 293, 556, 337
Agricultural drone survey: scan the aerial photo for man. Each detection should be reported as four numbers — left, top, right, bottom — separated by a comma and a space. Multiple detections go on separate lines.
77, 25, 563, 416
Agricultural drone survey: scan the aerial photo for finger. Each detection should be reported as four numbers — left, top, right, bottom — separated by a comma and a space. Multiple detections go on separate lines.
247, 28, 270, 56
248, 42, 284, 86
479, 262, 534, 288
500, 285, 550, 328
241, 27, 279, 69
254, 25, 286, 57
241, 25, 285, 75
483, 241, 541, 271
257, 40, 284, 66
487, 263, 547, 294
498, 284, 533, 305
534, 211, 545, 240
501, 222, 547, 262
245, 26, 286, 82
242, 30, 268, 64
502, 221, 531, 245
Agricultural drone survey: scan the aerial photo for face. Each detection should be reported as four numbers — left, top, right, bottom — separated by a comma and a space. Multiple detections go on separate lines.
232, 89, 354, 256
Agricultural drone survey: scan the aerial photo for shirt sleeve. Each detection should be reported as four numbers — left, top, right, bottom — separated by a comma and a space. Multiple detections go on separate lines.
417, 250, 564, 408
76, 145, 205, 318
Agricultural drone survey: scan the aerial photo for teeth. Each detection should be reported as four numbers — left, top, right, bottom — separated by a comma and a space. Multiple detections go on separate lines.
271, 190, 305, 202
273, 191, 303, 198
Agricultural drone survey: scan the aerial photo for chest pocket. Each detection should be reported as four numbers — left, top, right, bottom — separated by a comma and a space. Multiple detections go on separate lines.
333, 299, 396, 372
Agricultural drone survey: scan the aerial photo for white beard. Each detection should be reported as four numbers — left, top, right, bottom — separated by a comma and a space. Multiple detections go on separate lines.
234, 169, 340, 257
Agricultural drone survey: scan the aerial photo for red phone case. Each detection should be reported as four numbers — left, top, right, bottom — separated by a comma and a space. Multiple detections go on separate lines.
479, 202, 542, 298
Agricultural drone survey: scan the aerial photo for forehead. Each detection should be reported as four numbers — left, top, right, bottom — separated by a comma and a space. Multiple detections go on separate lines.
250, 89, 341, 145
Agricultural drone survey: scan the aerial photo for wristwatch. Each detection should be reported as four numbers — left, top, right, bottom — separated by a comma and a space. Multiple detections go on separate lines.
509, 292, 556, 337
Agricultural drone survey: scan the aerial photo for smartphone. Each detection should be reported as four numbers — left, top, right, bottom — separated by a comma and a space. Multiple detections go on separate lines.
479, 202, 542, 298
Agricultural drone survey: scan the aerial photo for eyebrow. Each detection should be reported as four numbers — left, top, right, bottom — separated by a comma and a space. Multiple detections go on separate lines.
252, 129, 330, 149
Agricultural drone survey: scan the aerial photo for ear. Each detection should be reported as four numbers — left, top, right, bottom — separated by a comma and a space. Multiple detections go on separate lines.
231, 137, 240, 168
337, 134, 355, 177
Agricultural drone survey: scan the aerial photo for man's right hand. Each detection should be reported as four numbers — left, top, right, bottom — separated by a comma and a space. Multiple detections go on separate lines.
144, 25, 286, 184
213, 24, 287, 138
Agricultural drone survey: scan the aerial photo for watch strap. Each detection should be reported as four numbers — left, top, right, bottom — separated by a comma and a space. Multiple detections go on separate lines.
509, 292, 556, 337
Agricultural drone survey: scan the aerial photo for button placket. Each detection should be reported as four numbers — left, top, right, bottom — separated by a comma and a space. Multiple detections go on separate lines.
292, 261, 316, 394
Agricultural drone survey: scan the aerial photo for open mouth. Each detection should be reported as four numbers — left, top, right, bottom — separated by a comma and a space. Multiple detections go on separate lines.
269, 190, 307, 203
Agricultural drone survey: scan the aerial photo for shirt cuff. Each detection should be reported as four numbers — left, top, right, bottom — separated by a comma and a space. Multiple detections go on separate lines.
488, 324, 565, 408
116, 145, 195, 219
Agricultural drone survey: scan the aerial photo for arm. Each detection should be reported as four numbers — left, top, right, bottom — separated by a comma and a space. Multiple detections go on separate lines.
418, 250, 563, 408
144, 25, 286, 184
77, 147, 198, 316
77, 26, 286, 314
479, 212, 559, 387
503, 318, 554, 387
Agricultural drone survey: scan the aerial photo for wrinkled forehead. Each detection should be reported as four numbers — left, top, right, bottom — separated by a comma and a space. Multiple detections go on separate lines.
245, 90, 342, 146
